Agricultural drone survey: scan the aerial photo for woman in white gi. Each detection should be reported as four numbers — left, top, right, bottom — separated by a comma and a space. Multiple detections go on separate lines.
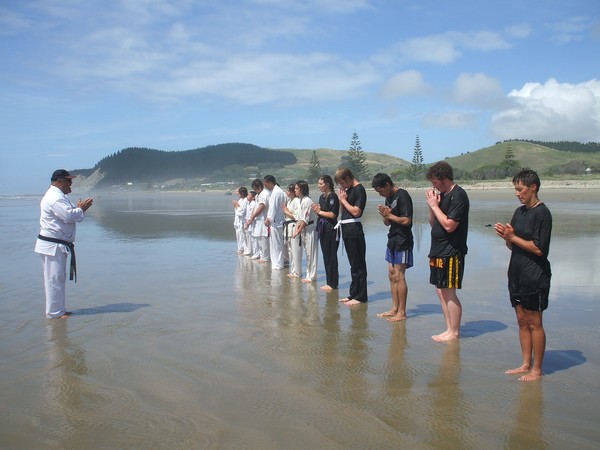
35, 169, 93, 318
293, 181, 318, 283
244, 190, 257, 258
283, 183, 302, 278
246, 179, 270, 262
233, 187, 248, 254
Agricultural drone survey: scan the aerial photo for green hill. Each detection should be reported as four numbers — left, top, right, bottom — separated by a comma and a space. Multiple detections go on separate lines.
73, 140, 599, 191
444, 141, 600, 178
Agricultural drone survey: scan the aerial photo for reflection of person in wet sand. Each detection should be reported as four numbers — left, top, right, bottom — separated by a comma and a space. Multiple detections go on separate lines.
425, 162, 469, 341
495, 169, 552, 382
372, 173, 413, 322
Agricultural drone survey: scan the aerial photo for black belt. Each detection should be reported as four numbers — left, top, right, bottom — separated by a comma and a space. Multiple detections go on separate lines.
38, 235, 77, 282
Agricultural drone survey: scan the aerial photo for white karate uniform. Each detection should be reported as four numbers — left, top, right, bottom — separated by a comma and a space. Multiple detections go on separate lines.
252, 189, 270, 261
34, 186, 86, 318
286, 197, 302, 277
297, 196, 318, 281
245, 199, 257, 257
234, 196, 247, 252
266, 184, 287, 270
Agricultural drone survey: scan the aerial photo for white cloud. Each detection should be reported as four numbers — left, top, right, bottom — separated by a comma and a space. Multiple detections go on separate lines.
504, 23, 532, 39
386, 30, 511, 65
491, 78, 600, 141
250, 0, 372, 13
452, 73, 506, 109
379, 70, 430, 99
422, 112, 478, 129
146, 52, 379, 105
396, 34, 462, 64
549, 16, 594, 43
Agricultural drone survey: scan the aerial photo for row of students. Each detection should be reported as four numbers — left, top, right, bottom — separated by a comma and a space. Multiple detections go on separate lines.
234, 164, 551, 381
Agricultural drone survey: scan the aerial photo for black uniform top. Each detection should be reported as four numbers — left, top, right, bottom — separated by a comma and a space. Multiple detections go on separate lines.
508, 203, 552, 294
318, 191, 339, 233
428, 184, 469, 258
341, 183, 366, 239
386, 188, 414, 252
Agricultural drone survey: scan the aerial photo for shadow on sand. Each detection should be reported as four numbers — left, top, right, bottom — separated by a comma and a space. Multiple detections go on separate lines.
72, 302, 151, 315
543, 350, 587, 375
460, 320, 508, 338
407, 303, 442, 317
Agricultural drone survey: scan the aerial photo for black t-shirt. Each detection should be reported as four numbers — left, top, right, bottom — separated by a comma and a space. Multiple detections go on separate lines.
386, 188, 413, 251
318, 191, 339, 233
341, 183, 366, 239
508, 203, 552, 294
428, 184, 469, 258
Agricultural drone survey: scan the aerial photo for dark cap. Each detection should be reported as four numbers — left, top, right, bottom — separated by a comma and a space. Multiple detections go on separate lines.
51, 169, 76, 181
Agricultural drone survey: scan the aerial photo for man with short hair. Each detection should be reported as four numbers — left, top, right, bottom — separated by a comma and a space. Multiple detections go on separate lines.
425, 161, 469, 341
372, 173, 413, 322
263, 175, 287, 270
335, 167, 368, 306
35, 169, 93, 318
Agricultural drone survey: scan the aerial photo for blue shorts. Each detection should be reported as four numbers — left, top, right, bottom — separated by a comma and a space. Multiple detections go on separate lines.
385, 248, 413, 268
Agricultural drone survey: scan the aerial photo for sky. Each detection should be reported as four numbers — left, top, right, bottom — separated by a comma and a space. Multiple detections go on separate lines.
1, 0, 599, 194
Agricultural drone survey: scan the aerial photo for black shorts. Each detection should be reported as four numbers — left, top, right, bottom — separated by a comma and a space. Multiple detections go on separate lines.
429, 254, 464, 289
510, 288, 549, 311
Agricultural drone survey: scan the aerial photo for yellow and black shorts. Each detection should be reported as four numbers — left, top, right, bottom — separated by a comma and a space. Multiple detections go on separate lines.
429, 254, 464, 289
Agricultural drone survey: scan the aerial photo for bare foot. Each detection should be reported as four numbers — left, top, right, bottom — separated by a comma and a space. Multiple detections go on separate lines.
387, 314, 407, 322
320, 285, 333, 292
258, 259, 269, 263
432, 331, 458, 342
519, 370, 542, 382
377, 310, 397, 318
339, 297, 351, 303
59, 312, 72, 319
287, 273, 299, 278
344, 299, 362, 306
302, 278, 315, 283
505, 365, 530, 375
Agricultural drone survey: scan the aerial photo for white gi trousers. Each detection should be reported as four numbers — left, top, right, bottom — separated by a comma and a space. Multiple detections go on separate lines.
235, 224, 245, 252
302, 229, 318, 281
40, 250, 69, 318
257, 236, 270, 261
269, 225, 285, 270
287, 233, 302, 277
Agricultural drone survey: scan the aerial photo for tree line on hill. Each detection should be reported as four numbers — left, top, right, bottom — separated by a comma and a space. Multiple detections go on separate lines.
74, 143, 297, 188
504, 140, 600, 153
74, 136, 599, 190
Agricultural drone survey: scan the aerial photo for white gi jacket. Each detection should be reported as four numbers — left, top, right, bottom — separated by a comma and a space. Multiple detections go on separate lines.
35, 186, 85, 256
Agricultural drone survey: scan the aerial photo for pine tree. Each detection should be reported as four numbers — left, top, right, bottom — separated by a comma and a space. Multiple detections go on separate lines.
411, 134, 424, 179
305, 150, 322, 183
341, 131, 369, 180
502, 143, 519, 168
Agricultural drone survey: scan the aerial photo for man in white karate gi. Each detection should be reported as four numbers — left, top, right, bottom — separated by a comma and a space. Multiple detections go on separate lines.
263, 175, 287, 270
35, 169, 93, 318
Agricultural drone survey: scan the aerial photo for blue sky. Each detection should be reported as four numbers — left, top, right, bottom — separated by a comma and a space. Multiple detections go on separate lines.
1, 0, 599, 194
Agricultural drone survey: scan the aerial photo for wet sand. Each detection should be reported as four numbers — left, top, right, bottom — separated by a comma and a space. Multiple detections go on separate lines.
0, 189, 599, 448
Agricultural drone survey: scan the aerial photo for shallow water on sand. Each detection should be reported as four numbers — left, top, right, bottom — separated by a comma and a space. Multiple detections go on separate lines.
1, 189, 599, 449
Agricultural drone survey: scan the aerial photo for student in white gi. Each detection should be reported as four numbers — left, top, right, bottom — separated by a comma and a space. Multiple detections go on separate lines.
283, 183, 302, 278
246, 179, 270, 262
35, 169, 93, 318
293, 181, 318, 283
233, 186, 248, 254
244, 190, 257, 257
263, 175, 287, 270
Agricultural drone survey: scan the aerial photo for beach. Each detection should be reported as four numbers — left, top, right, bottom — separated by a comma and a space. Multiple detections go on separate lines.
1, 188, 599, 449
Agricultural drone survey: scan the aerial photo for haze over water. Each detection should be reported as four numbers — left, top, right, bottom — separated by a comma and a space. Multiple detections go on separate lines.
1, 189, 599, 449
